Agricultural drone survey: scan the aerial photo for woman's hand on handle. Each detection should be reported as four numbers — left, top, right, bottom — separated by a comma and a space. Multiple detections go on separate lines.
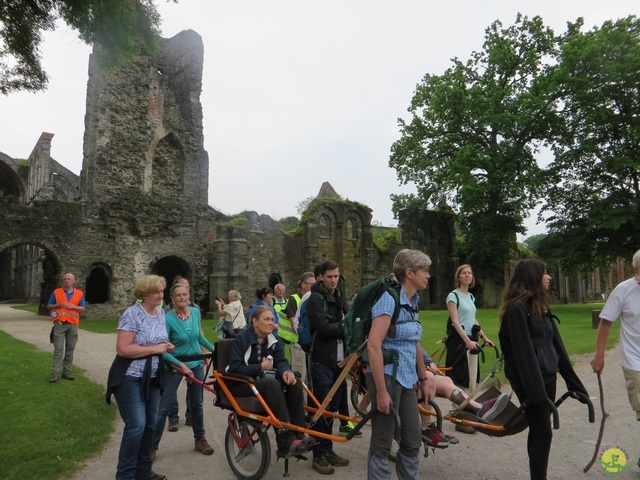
178, 363, 193, 378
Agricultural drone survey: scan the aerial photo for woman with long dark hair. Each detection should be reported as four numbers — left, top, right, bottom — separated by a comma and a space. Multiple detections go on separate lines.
498, 259, 588, 480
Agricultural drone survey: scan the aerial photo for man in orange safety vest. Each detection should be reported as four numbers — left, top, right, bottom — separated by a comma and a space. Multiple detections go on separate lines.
47, 273, 85, 383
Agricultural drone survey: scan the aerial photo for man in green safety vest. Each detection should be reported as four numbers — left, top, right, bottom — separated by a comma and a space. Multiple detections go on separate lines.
283, 272, 315, 370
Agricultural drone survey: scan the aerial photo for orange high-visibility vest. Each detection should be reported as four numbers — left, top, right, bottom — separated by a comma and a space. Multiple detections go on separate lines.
53, 288, 84, 325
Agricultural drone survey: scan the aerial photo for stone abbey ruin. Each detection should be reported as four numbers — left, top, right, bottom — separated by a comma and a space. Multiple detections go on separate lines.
0, 30, 458, 317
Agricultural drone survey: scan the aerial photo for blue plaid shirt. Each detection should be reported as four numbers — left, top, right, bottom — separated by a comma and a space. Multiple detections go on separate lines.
370, 287, 421, 388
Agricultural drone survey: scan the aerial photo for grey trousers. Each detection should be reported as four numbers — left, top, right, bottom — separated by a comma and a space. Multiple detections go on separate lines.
51, 322, 78, 375
366, 373, 422, 480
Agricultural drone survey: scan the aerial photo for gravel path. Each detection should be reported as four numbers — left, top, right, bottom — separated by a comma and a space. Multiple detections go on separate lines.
1, 303, 637, 479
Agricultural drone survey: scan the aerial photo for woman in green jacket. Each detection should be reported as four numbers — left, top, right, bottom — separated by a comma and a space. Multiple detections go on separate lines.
152, 282, 215, 459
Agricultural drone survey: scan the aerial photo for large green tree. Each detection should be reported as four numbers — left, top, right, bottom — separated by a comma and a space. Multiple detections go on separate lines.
542, 16, 640, 271
390, 15, 556, 280
0, 0, 166, 94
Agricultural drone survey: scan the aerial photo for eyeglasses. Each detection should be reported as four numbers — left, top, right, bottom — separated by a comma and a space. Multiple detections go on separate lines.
304, 281, 315, 286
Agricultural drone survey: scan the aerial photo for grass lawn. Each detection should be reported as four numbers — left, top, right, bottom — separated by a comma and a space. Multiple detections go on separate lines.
0, 330, 116, 480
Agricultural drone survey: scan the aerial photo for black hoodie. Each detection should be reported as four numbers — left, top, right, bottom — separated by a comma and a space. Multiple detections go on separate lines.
307, 281, 348, 365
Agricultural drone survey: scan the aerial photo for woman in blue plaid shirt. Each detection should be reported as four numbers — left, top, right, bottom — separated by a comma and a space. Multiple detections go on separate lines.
366, 249, 431, 480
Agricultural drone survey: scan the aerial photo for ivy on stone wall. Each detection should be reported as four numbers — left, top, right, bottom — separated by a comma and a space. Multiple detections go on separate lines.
372, 225, 398, 253
298, 197, 368, 226
219, 215, 247, 228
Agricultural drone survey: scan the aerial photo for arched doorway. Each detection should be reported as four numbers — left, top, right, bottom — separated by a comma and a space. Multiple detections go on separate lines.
0, 242, 59, 314
268, 273, 282, 291
151, 256, 192, 305
86, 263, 112, 304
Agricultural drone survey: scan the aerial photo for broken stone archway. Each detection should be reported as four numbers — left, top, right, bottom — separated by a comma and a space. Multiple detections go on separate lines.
0, 152, 27, 203
150, 255, 193, 304
0, 239, 59, 313
85, 262, 113, 304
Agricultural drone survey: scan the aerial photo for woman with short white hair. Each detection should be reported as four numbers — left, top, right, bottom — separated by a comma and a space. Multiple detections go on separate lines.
215, 289, 246, 337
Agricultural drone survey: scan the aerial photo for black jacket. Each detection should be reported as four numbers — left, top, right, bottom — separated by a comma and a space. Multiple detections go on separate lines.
227, 326, 292, 379
105, 354, 164, 405
307, 281, 348, 365
499, 302, 587, 406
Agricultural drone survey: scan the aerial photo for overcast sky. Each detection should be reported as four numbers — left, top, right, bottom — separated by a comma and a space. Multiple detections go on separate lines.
1, 1, 636, 236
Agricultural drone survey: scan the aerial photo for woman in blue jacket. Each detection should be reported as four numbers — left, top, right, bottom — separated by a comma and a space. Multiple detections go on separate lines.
227, 305, 312, 458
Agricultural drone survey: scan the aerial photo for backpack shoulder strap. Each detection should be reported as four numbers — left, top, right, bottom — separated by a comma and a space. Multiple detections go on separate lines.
389, 283, 402, 324
389, 282, 419, 325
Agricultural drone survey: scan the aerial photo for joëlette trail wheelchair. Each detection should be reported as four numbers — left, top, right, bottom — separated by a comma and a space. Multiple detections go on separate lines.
436, 346, 595, 437
350, 343, 593, 442
176, 339, 373, 480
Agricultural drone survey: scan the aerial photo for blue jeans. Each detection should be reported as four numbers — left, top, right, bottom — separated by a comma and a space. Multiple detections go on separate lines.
168, 389, 191, 421
153, 366, 205, 449
310, 361, 345, 457
113, 375, 161, 480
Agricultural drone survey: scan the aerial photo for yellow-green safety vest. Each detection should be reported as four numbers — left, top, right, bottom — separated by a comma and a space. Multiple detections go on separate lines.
276, 295, 298, 344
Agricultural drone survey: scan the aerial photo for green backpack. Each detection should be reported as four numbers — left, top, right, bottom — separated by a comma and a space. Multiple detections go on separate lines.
343, 276, 403, 364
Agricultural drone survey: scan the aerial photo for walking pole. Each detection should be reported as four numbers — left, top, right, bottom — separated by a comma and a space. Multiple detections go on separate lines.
584, 373, 607, 473
310, 351, 359, 424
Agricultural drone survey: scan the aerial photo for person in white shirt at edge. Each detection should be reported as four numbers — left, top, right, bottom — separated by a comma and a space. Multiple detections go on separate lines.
591, 249, 640, 420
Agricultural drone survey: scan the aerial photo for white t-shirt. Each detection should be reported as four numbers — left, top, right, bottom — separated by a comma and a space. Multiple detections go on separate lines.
223, 300, 246, 329
600, 277, 640, 370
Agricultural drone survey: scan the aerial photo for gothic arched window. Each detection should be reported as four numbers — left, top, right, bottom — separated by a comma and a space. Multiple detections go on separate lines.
318, 214, 331, 237
346, 218, 357, 240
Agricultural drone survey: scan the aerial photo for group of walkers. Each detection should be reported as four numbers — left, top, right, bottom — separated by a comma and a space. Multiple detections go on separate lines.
49, 246, 640, 480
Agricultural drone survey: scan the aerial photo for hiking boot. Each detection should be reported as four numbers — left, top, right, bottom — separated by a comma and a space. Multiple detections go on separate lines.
477, 392, 509, 422
312, 455, 335, 475
151, 448, 157, 462
455, 423, 475, 434
185, 416, 192, 426
338, 421, 362, 438
62, 372, 75, 381
325, 450, 349, 466
421, 424, 449, 448
49, 373, 60, 383
167, 418, 179, 432
194, 437, 214, 455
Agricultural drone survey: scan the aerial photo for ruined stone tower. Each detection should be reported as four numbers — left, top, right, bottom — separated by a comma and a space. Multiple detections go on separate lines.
81, 30, 208, 211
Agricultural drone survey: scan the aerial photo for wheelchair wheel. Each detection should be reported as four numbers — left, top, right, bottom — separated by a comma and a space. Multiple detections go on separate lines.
225, 414, 271, 480
350, 379, 371, 417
